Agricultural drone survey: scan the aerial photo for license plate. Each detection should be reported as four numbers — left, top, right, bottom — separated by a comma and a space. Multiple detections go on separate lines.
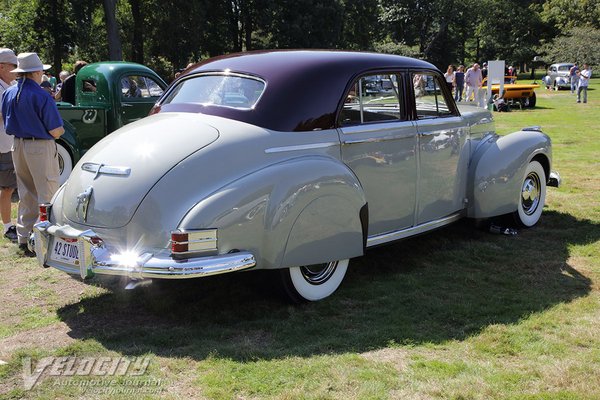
50, 237, 80, 265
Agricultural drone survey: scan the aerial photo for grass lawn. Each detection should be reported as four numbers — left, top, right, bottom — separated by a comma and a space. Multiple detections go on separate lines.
0, 78, 599, 399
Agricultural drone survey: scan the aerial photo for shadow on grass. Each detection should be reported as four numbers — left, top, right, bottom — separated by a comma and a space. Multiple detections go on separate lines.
57, 210, 595, 360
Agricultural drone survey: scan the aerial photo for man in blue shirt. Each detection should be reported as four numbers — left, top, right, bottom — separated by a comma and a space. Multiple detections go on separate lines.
1, 52, 64, 256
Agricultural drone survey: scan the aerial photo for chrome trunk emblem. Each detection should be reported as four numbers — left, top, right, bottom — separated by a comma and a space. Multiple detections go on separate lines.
76, 186, 93, 222
81, 163, 131, 179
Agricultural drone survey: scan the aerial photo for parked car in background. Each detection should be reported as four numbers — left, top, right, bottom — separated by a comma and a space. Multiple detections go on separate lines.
32, 51, 560, 303
56, 62, 167, 184
542, 63, 574, 91
482, 76, 540, 108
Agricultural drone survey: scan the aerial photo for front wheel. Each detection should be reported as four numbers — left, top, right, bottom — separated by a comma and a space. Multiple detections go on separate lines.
513, 161, 546, 227
279, 259, 349, 303
56, 142, 73, 186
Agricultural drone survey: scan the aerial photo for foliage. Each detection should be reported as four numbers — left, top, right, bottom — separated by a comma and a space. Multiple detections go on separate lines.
539, 26, 600, 64
0, 0, 597, 78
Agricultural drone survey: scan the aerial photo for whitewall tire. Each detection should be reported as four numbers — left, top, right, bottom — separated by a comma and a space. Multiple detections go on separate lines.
514, 160, 546, 227
280, 259, 349, 303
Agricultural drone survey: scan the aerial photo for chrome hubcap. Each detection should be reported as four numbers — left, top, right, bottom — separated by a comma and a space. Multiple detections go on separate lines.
300, 261, 338, 285
521, 172, 541, 215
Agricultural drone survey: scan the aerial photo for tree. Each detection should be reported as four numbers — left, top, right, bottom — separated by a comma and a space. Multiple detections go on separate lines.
103, 0, 122, 60
539, 26, 600, 64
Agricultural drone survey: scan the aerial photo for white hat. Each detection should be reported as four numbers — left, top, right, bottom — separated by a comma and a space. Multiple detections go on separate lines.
11, 52, 51, 73
0, 48, 18, 65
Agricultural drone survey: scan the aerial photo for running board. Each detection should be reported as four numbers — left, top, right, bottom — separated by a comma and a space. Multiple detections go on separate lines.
366, 213, 463, 247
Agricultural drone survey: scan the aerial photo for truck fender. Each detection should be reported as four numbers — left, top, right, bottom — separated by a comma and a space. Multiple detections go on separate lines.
58, 121, 82, 163
467, 130, 552, 219
179, 156, 367, 269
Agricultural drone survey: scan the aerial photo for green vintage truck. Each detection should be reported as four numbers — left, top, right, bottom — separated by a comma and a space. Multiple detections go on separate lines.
57, 62, 167, 183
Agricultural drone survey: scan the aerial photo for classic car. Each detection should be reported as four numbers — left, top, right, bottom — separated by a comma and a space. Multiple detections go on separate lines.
32, 50, 560, 303
482, 76, 540, 108
542, 63, 575, 90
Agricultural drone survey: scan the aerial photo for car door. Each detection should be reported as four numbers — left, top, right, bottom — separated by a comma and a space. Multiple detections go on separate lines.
410, 71, 469, 225
339, 72, 418, 236
119, 74, 165, 125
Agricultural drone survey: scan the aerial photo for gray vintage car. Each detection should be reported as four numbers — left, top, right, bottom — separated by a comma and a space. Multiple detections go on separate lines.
543, 62, 575, 90
32, 50, 560, 302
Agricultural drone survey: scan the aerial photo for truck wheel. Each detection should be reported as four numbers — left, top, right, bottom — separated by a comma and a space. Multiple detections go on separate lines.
57, 143, 73, 185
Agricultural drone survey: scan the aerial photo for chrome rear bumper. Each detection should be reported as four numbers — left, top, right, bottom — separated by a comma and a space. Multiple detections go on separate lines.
32, 221, 256, 280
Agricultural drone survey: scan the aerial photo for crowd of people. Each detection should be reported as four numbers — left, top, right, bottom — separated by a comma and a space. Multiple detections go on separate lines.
0, 48, 64, 257
443, 62, 489, 107
444, 61, 592, 107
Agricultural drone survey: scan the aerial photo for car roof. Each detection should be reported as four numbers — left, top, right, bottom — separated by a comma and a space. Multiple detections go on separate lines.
166, 50, 438, 131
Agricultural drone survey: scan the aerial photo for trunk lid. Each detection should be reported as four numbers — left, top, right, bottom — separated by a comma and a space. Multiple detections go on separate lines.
62, 113, 219, 228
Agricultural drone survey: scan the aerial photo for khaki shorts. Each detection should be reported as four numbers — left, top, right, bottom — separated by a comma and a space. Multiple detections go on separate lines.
0, 152, 17, 190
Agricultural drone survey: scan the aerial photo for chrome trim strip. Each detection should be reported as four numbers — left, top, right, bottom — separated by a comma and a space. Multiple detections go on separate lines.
81, 163, 131, 178
366, 213, 462, 247
32, 222, 255, 280
264, 142, 338, 153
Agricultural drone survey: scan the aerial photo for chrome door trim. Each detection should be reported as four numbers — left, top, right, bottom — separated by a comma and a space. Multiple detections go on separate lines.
366, 212, 463, 247
264, 142, 338, 154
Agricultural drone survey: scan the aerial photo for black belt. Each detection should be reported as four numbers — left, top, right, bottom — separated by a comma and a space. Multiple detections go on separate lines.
17, 137, 51, 141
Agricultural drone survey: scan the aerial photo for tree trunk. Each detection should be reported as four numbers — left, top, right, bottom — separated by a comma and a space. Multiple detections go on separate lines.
130, 0, 144, 63
50, 0, 62, 72
103, 0, 123, 60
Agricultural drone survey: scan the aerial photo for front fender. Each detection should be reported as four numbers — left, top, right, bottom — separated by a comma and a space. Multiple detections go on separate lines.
468, 130, 552, 218
179, 156, 367, 269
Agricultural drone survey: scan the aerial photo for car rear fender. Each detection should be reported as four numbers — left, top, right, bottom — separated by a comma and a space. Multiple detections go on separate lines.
179, 155, 367, 269
467, 129, 552, 218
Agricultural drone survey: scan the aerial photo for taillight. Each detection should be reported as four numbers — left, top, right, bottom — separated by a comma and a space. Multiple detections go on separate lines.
170, 229, 218, 257
171, 232, 188, 254
39, 203, 52, 222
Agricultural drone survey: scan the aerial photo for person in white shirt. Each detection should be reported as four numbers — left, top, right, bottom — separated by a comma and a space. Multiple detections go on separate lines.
576, 63, 592, 104
0, 48, 18, 241
444, 65, 455, 94
464, 63, 483, 106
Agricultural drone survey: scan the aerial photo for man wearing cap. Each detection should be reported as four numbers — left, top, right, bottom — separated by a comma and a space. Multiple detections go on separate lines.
0, 48, 19, 243
1, 52, 64, 256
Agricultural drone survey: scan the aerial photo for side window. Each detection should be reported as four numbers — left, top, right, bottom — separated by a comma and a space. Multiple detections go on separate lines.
412, 72, 452, 119
340, 73, 403, 126
82, 79, 97, 93
121, 75, 164, 98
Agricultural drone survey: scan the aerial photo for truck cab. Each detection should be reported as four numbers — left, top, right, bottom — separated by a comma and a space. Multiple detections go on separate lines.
57, 62, 167, 183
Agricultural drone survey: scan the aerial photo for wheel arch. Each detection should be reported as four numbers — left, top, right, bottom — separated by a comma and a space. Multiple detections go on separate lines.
178, 155, 367, 270
467, 130, 552, 219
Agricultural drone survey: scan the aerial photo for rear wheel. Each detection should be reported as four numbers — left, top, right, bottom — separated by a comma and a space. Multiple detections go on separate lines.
523, 92, 536, 108
57, 142, 73, 185
513, 161, 546, 227
279, 259, 349, 303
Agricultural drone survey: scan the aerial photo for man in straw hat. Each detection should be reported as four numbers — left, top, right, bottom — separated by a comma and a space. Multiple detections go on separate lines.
1, 52, 64, 256
0, 48, 19, 243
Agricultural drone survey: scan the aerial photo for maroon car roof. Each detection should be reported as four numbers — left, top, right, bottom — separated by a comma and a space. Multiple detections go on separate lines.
160, 50, 438, 132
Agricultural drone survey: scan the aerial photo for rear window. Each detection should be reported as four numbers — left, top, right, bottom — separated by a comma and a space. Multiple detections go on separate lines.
162, 74, 265, 109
